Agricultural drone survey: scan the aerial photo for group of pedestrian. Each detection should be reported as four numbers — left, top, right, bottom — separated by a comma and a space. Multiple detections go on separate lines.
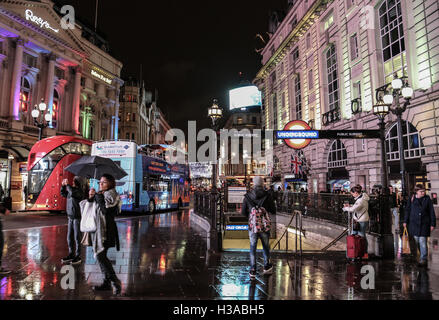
60, 174, 122, 294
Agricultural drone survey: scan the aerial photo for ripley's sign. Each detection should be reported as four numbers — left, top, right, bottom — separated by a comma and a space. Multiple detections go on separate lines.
25, 9, 60, 33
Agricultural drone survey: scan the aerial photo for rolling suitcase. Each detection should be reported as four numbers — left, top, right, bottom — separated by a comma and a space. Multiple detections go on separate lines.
347, 235, 366, 260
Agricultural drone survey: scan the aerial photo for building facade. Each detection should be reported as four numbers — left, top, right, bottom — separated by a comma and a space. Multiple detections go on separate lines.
0, 0, 123, 209
118, 80, 172, 146
255, 0, 439, 211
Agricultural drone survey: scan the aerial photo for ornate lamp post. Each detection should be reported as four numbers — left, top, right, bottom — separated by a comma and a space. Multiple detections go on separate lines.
379, 73, 414, 202
31, 99, 52, 141
208, 99, 223, 191
372, 100, 390, 190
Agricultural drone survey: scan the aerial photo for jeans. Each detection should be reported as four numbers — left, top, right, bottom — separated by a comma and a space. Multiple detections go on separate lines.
352, 221, 369, 253
96, 248, 118, 282
67, 218, 81, 257
414, 236, 428, 262
249, 231, 271, 270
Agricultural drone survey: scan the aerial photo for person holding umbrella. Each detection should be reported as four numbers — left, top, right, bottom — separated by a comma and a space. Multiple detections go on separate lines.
88, 174, 122, 295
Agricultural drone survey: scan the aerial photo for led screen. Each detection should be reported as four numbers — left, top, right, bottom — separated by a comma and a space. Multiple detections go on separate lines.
229, 86, 262, 110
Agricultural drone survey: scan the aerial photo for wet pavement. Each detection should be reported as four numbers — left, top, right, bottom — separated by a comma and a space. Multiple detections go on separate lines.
0, 209, 438, 300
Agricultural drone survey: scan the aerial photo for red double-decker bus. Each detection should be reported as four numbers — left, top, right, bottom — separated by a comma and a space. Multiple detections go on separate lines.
26, 136, 92, 212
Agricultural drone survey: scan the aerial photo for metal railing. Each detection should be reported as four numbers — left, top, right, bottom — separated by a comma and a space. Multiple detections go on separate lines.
274, 192, 382, 234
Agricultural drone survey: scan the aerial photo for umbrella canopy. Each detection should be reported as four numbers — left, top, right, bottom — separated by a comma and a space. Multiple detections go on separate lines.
64, 156, 128, 180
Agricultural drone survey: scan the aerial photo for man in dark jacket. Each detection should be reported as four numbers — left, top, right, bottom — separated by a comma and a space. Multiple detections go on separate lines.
241, 176, 276, 279
404, 184, 436, 267
61, 177, 84, 265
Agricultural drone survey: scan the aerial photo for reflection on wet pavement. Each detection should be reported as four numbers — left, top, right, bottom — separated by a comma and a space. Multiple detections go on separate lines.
0, 210, 438, 300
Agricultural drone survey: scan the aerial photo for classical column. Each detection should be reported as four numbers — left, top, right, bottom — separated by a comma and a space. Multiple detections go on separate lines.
9, 38, 24, 121
71, 66, 82, 134
45, 54, 56, 126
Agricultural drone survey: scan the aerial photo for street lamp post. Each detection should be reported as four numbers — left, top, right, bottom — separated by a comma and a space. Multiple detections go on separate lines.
31, 99, 52, 141
373, 101, 390, 190
208, 99, 223, 191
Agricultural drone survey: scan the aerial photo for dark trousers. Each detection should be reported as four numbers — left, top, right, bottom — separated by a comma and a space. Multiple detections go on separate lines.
0, 220, 3, 265
67, 218, 81, 256
96, 247, 118, 282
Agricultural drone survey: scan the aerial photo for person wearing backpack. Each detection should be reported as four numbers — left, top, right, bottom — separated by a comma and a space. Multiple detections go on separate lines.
241, 176, 276, 280
403, 184, 436, 267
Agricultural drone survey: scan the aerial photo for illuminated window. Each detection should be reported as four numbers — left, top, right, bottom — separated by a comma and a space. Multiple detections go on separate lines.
52, 89, 59, 128
379, 0, 406, 83
350, 34, 359, 61
326, 44, 339, 111
237, 117, 243, 125
126, 112, 131, 122
324, 13, 334, 31
328, 140, 348, 168
386, 121, 426, 161
20, 77, 31, 114
295, 75, 302, 120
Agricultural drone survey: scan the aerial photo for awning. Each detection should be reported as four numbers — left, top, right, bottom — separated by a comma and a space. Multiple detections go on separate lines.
1, 145, 30, 162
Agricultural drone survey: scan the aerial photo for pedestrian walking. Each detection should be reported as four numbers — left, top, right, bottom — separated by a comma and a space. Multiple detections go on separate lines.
241, 176, 276, 280
83, 174, 121, 294
342, 185, 370, 259
0, 204, 11, 275
61, 177, 84, 265
403, 184, 436, 267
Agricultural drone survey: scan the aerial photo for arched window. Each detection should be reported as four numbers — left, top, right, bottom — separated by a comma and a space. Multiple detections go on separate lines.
386, 121, 426, 161
328, 140, 348, 168
379, 0, 406, 84
52, 90, 59, 128
20, 77, 31, 114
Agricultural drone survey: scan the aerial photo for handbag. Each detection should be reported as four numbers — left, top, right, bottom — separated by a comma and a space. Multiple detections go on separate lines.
80, 200, 97, 232
402, 227, 411, 255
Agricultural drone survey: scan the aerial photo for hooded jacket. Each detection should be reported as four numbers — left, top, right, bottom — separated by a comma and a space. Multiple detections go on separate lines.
241, 186, 277, 218
342, 193, 370, 223
61, 185, 84, 219
404, 195, 436, 237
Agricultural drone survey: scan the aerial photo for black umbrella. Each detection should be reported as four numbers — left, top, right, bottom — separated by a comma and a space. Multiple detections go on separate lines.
64, 156, 128, 180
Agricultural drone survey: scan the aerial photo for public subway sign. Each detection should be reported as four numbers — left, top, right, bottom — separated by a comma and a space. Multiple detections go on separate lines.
91, 69, 113, 85
277, 120, 381, 150
25, 9, 60, 33
277, 120, 315, 150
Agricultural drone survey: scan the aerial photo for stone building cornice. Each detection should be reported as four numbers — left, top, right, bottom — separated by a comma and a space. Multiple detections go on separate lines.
255, 0, 333, 81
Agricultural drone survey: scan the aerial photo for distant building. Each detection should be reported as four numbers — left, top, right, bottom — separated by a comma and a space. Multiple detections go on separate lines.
118, 79, 171, 146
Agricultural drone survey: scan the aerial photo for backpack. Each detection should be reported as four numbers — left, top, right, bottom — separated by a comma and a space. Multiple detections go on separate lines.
245, 195, 271, 233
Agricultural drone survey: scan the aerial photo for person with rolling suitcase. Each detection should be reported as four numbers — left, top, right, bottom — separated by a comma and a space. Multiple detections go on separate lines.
343, 185, 370, 261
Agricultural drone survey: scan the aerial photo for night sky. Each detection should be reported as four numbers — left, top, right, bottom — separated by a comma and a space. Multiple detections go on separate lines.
53, 0, 287, 133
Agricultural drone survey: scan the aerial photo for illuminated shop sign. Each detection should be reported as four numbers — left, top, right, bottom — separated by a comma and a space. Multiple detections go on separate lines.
226, 225, 249, 231
276, 131, 319, 139
91, 69, 113, 85
25, 9, 59, 33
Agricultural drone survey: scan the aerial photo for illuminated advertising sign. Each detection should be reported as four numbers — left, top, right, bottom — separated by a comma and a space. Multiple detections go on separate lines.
280, 121, 313, 150
226, 225, 249, 231
91, 69, 113, 85
25, 9, 59, 33
92, 141, 137, 158
229, 86, 262, 110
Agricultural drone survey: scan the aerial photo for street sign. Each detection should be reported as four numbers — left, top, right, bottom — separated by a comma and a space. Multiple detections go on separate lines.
319, 130, 381, 139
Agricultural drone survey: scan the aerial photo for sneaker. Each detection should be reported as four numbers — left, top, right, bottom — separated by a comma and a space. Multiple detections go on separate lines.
71, 256, 82, 265
249, 269, 257, 280
112, 279, 122, 295
61, 254, 74, 264
263, 264, 273, 275
0, 268, 11, 275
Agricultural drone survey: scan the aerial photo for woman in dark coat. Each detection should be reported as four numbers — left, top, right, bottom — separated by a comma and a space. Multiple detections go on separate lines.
91, 174, 121, 294
404, 184, 436, 267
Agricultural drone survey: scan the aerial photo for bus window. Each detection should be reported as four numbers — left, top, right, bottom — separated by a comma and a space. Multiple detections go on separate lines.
62, 143, 82, 155
147, 174, 170, 192
28, 147, 65, 196
81, 144, 91, 155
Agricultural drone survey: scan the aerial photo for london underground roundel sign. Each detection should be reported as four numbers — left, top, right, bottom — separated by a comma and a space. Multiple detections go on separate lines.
281, 120, 313, 150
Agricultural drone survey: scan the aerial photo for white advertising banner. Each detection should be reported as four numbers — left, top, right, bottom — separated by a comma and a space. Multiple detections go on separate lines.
92, 141, 137, 158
